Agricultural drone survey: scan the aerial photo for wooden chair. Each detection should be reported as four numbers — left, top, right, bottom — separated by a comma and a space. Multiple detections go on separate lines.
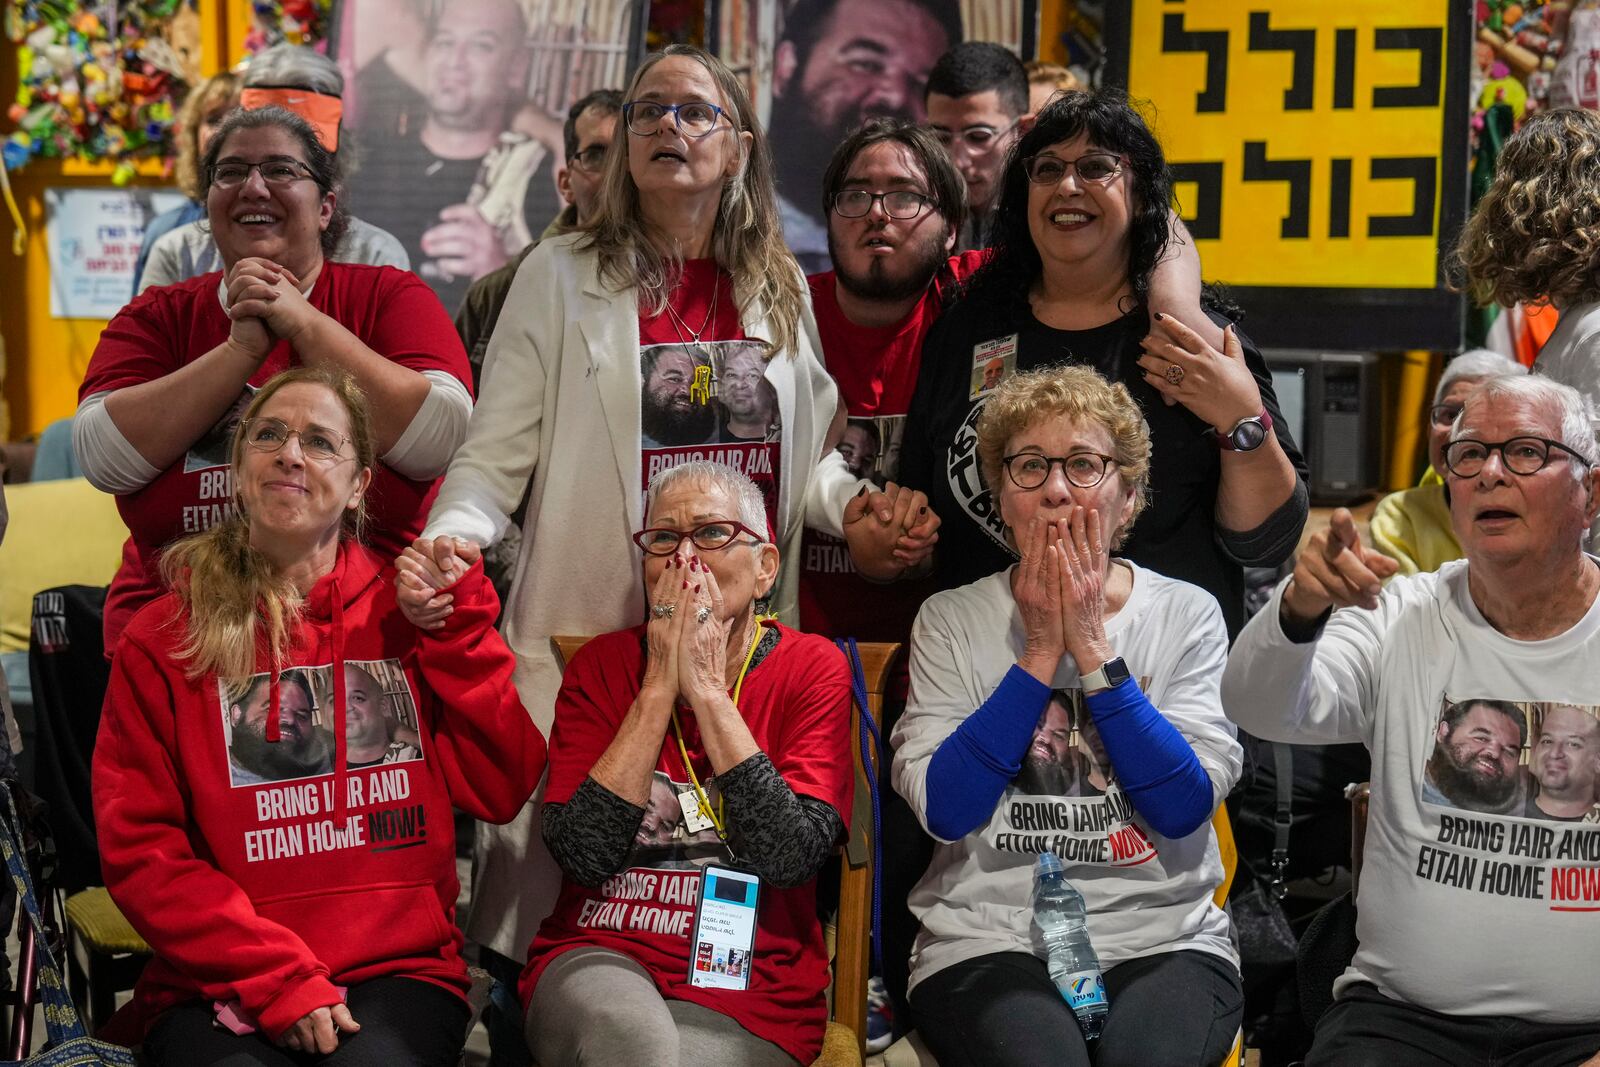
549, 636, 902, 1067
1347, 782, 1371, 893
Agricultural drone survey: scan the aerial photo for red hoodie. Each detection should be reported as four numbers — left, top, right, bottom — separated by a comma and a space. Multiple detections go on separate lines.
93, 540, 545, 1043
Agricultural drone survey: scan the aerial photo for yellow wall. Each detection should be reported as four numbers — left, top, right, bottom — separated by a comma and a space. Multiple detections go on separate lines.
0, 0, 252, 439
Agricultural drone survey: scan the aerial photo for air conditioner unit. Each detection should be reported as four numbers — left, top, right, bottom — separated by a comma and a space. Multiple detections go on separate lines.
1263, 350, 1385, 506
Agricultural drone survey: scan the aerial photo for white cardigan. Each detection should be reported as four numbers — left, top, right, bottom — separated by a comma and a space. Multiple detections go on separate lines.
423, 232, 859, 958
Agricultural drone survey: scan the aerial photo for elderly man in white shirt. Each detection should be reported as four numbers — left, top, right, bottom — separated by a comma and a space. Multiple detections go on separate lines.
1223, 374, 1600, 1067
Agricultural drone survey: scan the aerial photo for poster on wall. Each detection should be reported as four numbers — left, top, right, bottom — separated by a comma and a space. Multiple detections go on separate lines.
45, 188, 189, 320
717, 0, 1035, 274
330, 0, 647, 315
1104, 0, 1470, 351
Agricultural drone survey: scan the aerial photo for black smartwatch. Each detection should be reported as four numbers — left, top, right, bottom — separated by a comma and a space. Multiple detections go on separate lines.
1081, 656, 1130, 694
1216, 409, 1273, 452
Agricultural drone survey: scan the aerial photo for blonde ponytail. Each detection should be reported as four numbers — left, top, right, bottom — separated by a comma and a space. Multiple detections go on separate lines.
161, 517, 302, 681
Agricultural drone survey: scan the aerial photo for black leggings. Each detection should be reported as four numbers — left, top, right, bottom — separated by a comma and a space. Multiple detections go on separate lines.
910, 949, 1242, 1067
142, 976, 470, 1067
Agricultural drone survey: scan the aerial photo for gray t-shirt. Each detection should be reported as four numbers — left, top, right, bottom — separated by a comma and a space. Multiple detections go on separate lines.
891, 561, 1242, 993
137, 215, 410, 293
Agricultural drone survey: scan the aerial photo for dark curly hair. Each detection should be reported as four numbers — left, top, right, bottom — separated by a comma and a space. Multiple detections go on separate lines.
963, 88, 1173, 315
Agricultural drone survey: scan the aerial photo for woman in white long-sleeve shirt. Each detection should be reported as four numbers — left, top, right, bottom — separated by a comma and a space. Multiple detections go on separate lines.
76, 105, 472, 655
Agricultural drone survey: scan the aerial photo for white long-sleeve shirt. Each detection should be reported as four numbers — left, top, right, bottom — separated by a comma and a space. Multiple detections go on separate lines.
1222, 563, 1600, 1023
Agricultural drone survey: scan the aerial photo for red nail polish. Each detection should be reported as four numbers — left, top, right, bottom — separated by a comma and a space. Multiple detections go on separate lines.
682, 580, 688, 588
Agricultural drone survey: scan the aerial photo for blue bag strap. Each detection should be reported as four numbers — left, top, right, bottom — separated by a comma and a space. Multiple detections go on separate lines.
836, 638, 885, 971
0, 783, 88, 1044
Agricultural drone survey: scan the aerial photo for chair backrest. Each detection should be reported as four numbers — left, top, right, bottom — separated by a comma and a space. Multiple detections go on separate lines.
1347, 781, 1371, 895
549, 634, 899, 1061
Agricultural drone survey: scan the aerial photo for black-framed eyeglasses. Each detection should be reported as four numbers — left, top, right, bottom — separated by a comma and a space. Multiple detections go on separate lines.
622, 100, 728, 138
209, 159, 315, 189
569, 145, 609, 171
1430, 403, 1464, 427
1442, 436, 1594, 478
1002, 451, 1118, 490
241, 417, 349, 462
632, 520, 766, 556
831, 189, 936, 220
1022, 152, 1126, 186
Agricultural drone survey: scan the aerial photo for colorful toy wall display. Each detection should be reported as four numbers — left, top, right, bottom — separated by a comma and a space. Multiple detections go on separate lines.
243, 0, 334, 54
1474, 0, 1600, 135
3, 1, 202, 182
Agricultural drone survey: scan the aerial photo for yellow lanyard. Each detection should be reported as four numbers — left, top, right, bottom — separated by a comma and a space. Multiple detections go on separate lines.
668, 618, 767, 841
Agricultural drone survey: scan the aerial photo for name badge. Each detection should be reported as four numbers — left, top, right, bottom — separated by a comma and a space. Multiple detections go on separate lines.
688, 864, 761, 991
678, 788, 715, 835
970, 333, 1019, 399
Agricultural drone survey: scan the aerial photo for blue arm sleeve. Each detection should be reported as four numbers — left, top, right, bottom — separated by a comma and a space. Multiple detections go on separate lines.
1085, 677, 1214, 839
924, 666, 1051, 841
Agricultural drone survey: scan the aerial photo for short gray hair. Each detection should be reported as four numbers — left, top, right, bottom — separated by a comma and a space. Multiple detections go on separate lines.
243, 44, 345, 96
645, 461, 769, 540
1455, 375, 1599, 477
1435, 348, 1526, 406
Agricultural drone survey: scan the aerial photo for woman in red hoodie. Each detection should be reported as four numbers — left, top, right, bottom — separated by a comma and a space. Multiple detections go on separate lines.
93, 367, 546, 1065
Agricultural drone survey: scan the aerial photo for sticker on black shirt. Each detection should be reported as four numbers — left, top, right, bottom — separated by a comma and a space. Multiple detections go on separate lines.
969, 334, 1018, 399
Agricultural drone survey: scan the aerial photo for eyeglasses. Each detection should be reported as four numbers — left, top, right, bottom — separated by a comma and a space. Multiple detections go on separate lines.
623, 100, 728, 138
1002, 451, 1118, 490
1022, 152, 1126, 185
1429, 403, 1464, 427
1442, 436, 1594, 478
831, 189, 936, 220
632, 520, 766, 556
569, 144, 609, 172
209, 159, 315, 189
933, 122, 1016, 155
241, 417, 349, 462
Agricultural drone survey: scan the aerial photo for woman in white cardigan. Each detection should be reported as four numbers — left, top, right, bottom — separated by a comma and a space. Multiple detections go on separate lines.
408, 44, 937, 1038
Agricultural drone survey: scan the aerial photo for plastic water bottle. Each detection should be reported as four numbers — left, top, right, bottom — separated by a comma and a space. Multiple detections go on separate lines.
1033, 852, 1108, 1041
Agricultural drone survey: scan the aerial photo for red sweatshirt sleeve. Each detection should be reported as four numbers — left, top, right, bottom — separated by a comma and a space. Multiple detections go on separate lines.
413, 560, 546, 821
93, 632, 342, 1039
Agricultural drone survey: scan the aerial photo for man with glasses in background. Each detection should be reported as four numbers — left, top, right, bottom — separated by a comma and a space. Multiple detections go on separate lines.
925, 42, 1030, 252
1223, 373, 1600, 1067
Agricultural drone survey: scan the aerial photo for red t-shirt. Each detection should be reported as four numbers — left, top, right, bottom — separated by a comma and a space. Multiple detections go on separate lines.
637, 259, 781, 533
798, 252, 984, 659
79, 263, 472, 654
522, 622, 853, 1064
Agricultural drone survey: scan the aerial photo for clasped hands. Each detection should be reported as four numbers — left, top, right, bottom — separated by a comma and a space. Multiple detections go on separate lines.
842, 481, 940, 581
640, 554, 738, 710
1015, 508, 1114, 682
224, 257, 320, 363
395, 536, 482, 629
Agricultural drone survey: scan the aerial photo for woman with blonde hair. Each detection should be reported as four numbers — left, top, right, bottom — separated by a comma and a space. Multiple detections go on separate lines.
1457, 107, 1600, 428
893, 365, 1242, 1067
412, 44, 936, 1007
93, 367, 544, 1066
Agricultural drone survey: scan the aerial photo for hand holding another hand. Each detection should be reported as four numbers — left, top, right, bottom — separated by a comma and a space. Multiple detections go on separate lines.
395, 536, 481, 630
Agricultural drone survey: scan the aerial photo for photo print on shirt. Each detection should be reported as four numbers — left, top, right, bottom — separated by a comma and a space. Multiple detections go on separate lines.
220, 658, 424, 788
630, 770, 730, 871
183, 384, 257, 474
968, 334, 1018, 400
836, 415, 905, 489
994, 685, 1157, 867
1423, 696, 1600, 824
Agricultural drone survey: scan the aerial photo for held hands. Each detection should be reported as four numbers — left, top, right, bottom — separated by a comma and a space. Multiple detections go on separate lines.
395, 536, 483, 630
1281, 508, 1399, 624
278, 1002, 359, 1055
1137, 315, 1262, 433
842, 481, 941, 581
224, 258, 319, 360
1014, 508, 1112, 682
641, 555, 735, 709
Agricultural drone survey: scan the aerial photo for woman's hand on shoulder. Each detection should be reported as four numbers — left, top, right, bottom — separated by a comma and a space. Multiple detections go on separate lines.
394, 536, 480, 630
1137, 316, 1263, 433
1014, 515, 1066, 683
278, 1002, 359, 1055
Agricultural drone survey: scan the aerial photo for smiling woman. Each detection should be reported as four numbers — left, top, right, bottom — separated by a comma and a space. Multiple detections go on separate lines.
76, 105, 474, 657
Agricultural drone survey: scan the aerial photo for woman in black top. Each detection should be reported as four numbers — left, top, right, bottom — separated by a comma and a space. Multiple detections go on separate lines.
902, 89, 1307, 637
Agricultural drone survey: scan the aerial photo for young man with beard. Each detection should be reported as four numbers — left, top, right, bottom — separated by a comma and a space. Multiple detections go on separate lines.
1526, 704, 1600, 820
769, 0, 962, 272
1422, 699, 1528, 815
226, 672, 334, 785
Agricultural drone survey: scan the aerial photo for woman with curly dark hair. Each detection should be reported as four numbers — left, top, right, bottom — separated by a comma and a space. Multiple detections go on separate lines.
902, 89, 1307, 637
1457, 108, 1600, 437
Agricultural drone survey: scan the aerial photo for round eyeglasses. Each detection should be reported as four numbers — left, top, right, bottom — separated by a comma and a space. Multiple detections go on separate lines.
209, 160, 315, 189
241, 417, 349, 462
623, 100, 728, 138
831, 189, 935, 220
632, 520, 766, 556
1442, 436, 1594, 479
1002, 451, 1117, 490
1022, 152, 1125, 186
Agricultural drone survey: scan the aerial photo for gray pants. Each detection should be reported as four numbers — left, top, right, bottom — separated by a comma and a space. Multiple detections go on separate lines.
525, 946, 800, 1067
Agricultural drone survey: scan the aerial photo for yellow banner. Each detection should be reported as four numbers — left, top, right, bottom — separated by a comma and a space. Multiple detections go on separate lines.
1128, 1, 1453, 289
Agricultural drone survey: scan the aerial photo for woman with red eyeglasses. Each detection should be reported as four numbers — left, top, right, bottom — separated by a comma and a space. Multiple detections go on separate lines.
520, 461, 852, 1066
